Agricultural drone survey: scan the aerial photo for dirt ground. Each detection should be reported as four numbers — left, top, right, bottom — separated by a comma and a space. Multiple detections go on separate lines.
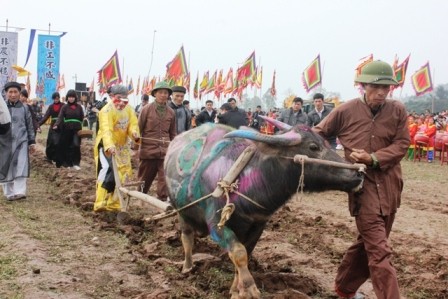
0, 131, 447, 299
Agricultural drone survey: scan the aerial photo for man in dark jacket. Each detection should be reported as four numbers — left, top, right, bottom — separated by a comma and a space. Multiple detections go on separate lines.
195, 100, 217, 126
307, 93, 336, 149
168, 86, 191, 134
217, 103, 247, 129
250, 105, 265, 131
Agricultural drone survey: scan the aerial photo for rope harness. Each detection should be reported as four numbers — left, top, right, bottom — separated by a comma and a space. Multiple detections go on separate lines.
145, 150, 366, 228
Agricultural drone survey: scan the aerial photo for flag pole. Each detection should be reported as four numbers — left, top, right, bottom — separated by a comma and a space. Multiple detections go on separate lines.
431, 67, 436, 113
147, 30, 157, 78
122, 57, 125, 83
188, 51, 191, 101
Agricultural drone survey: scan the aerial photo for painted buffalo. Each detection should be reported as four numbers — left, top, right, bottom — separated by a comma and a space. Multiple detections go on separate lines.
164, 117, 363, 299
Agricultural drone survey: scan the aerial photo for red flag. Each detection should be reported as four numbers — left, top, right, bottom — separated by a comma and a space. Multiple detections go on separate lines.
165, 46, 188, 82
97, 50, 122, 88
270, 70, 276, 97
302, 54, 322, 93
411, 62, 433, 96
236, 51, 256, 87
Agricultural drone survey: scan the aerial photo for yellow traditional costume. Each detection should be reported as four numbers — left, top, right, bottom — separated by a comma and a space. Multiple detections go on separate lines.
94, 101, 140, 211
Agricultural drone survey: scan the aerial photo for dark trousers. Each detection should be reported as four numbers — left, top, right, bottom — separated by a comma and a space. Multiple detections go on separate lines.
335, 213, 400, 299
137, 159, 168, 199
57, 129, 81, 167
46, 128, 60, 162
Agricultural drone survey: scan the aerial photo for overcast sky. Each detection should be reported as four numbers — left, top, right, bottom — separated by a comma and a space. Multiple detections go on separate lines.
2, 0, 447, 107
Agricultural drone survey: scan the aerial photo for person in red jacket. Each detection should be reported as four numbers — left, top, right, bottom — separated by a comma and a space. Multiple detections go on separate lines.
424, 117, 437, 162
406, 115, 418, 160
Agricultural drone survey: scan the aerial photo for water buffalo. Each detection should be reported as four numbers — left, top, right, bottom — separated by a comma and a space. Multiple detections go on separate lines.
164, 117, 363, 299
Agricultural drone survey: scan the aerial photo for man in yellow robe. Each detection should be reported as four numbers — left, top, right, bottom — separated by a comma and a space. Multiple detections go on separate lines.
94, 85, 140, 212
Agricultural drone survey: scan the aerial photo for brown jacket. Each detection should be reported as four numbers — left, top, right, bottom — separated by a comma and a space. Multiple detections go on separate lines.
138, 102, 176, 159
314, 97, 410, 216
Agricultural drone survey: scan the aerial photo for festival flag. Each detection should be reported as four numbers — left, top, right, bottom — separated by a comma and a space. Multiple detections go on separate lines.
97, 50, 122, 88
183, 72, 190, 92
193, 72, 199, 99
214, 70, 224, 99
11, 65, 31, 77
270, 70, 276, 97
128, 78, 134, 94
411, 62, 433, 96
236, 51, 256, 87
223, 68, 234, 96
141, 77, 148, 95
165, 46, 188, 82
136, 76, 141, 95
394, 54, 410, 87
199, 71, 209, 95
302, 54, 322, 93
205, 71, 217, 95
255, 66, 263, 89
26, 74, 31, 94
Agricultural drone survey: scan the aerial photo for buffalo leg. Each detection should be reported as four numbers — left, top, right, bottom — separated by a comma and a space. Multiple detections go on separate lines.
179, 216, 194, 273
209, 223, 260, 299
228, 241, 260, 299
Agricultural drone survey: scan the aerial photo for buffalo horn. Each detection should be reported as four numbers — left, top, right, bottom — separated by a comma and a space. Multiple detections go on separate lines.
224, 129, 301, 146
259, 115, 292, 131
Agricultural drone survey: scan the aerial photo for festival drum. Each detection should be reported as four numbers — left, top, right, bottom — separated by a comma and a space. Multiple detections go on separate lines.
435, 133, 444, 150
415, 134, 429, 144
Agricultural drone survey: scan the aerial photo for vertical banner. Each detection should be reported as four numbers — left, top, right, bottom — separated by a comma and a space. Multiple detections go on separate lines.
0, 31, 18, 95
37, 34, 60, 104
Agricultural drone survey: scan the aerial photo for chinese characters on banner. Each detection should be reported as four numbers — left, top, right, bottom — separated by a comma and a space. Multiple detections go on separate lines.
0, 31, 18, 94
37, 34, 60, 105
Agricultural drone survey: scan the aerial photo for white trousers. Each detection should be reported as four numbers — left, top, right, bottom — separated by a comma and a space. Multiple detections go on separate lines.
2, 177, 27, 199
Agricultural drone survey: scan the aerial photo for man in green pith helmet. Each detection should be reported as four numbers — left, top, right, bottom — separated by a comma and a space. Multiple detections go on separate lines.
137, 81, 176, 201
314, 60, 410, 299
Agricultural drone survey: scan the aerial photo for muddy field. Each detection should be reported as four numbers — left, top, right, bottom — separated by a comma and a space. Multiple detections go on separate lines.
1, 131, 447, 299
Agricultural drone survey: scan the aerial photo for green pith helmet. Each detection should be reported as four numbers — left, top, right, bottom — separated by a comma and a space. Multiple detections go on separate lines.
355, 60, 398, 86
151, 81, 173, 97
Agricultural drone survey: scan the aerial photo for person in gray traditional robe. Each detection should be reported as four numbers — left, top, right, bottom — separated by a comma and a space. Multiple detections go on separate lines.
0, 95, 11, 134
0, 82, 36, 201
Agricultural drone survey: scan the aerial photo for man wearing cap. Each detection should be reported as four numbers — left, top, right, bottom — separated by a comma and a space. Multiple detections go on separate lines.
168, 86, 191, 134
0, 82, 36, 201
138, 81, 176, 201
93, 84, 140, 212
314, 60, 409, 299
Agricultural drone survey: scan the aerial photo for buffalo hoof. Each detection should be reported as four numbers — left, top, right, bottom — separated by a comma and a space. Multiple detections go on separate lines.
230, 285, 260, 299
181, 265, 193, 274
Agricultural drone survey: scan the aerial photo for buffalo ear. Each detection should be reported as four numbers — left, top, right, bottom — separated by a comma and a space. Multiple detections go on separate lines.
259, 115, 292, 131
224, 130, 301, 146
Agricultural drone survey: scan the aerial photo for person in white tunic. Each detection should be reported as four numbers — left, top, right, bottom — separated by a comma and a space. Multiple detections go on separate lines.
0, 82, 36, 201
